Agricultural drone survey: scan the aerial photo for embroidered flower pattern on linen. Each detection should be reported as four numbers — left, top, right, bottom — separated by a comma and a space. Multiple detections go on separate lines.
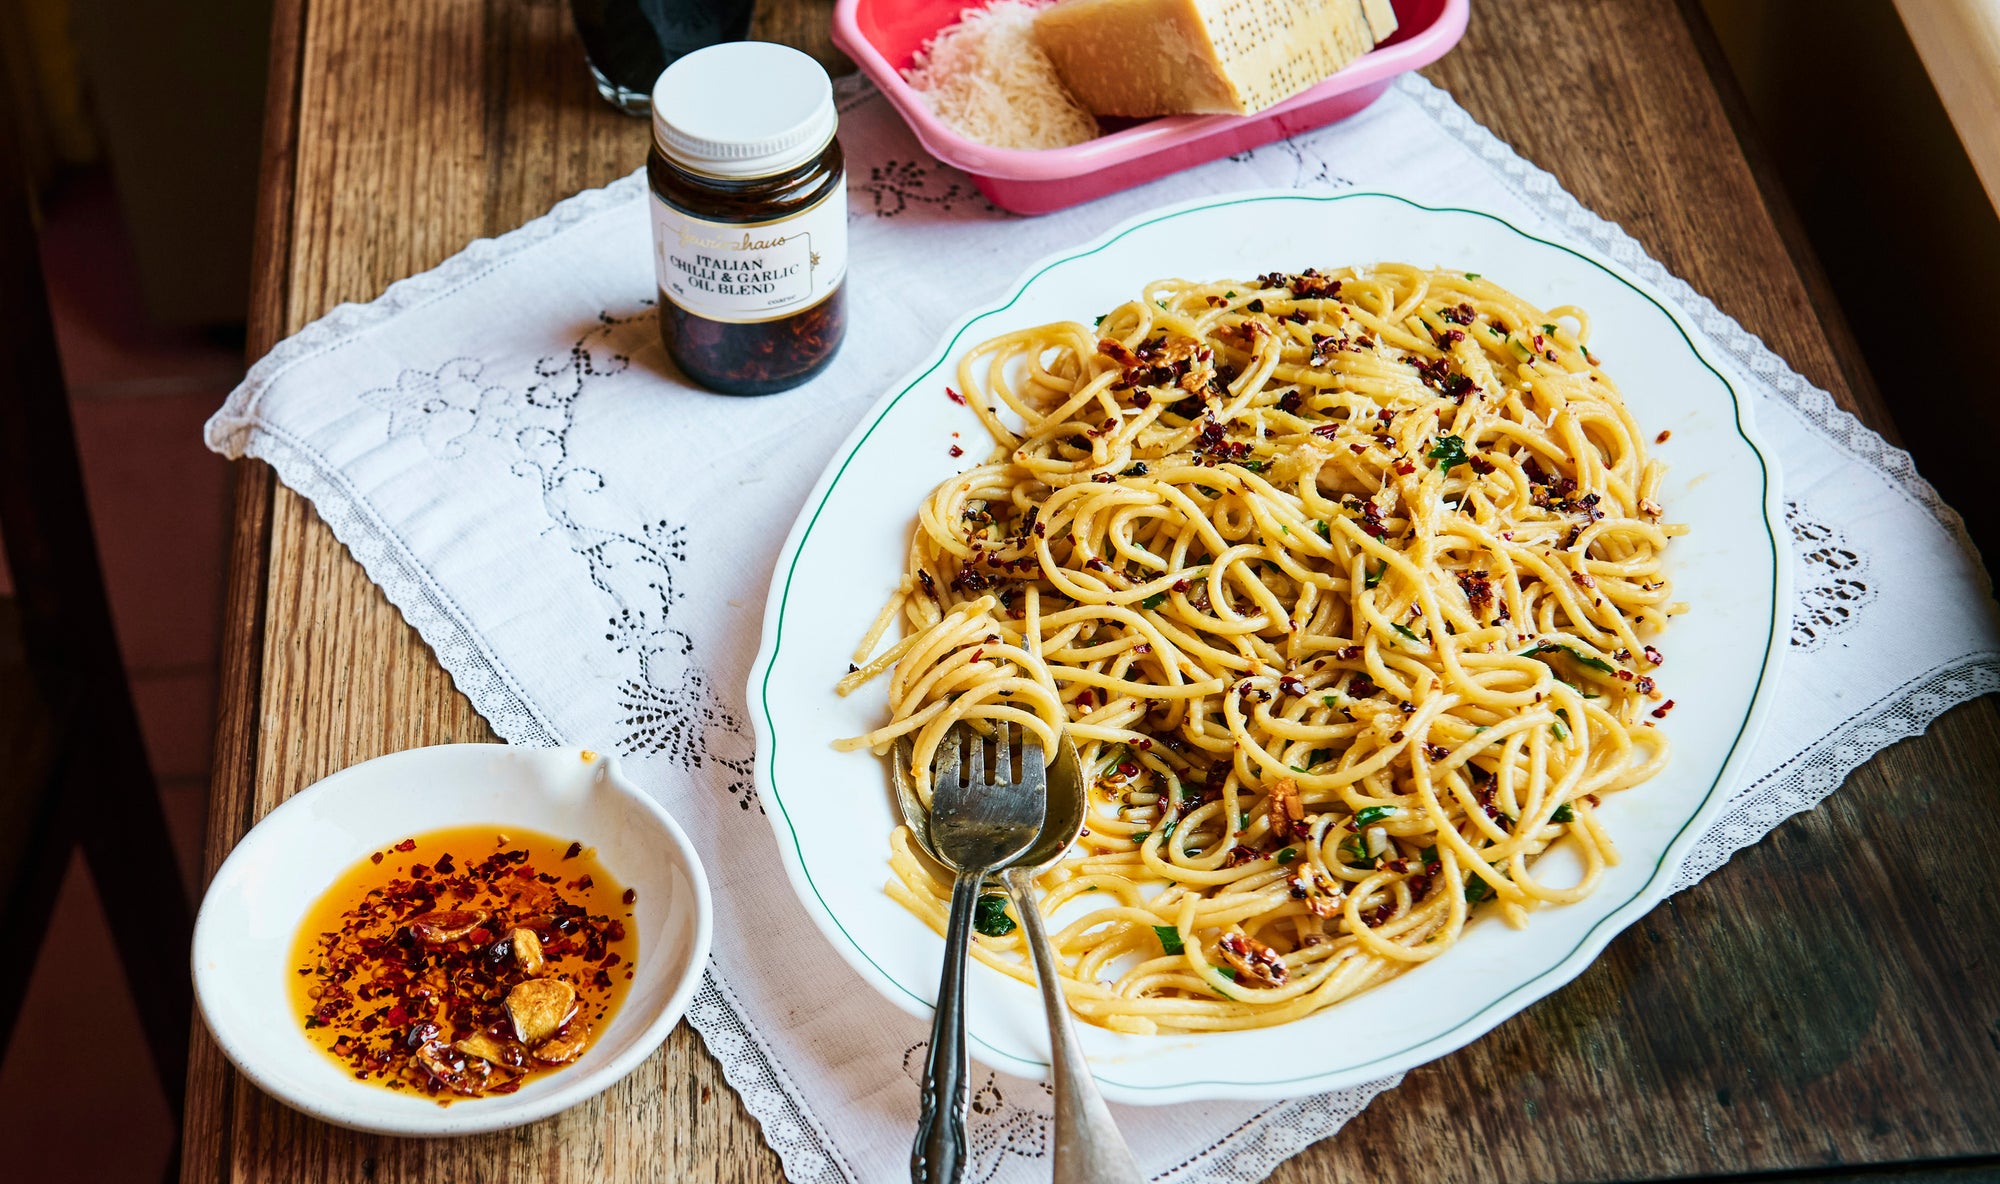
364, 308, 760, 811
901, 1043, 1050, 1182
361, 357, 528, 460
1787, 499, 1876, 652
856, 158, 995, 218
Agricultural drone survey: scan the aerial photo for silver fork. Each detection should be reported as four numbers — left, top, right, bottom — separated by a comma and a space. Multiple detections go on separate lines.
911, 722, 1048, 1184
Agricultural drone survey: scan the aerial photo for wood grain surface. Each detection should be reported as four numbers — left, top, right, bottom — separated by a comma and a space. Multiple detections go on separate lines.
184, 1, 2000, 1181
1892, 0, 2000, 219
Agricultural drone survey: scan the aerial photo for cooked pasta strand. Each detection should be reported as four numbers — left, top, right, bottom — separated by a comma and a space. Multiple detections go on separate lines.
842, 266, 1682, 1032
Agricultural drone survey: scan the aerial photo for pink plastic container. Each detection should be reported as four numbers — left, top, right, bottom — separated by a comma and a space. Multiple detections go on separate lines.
831, 0, 1469, 214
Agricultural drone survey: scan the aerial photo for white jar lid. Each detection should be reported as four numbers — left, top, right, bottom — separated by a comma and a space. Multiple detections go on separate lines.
651, 42, 837, 179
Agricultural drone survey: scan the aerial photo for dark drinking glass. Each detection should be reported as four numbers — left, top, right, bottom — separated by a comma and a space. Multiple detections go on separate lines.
568, 0, 755, 114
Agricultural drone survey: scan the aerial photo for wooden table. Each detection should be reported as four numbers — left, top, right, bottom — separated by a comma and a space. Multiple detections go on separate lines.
184, 1, 2000, 1180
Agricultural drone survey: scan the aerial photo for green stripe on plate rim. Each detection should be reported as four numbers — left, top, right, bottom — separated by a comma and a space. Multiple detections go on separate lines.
756, 190, 1781, 1090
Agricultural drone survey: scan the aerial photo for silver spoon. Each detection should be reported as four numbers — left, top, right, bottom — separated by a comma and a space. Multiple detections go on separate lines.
895, 731, 1143, 1184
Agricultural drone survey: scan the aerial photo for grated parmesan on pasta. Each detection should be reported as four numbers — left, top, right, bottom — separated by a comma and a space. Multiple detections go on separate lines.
903, 1, 1099, 150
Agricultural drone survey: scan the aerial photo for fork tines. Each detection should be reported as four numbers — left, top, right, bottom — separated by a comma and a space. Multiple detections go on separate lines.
934, 722, 1044, 790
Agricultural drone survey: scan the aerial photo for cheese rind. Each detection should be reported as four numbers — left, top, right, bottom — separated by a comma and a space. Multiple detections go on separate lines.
1034, 0, 1395, 118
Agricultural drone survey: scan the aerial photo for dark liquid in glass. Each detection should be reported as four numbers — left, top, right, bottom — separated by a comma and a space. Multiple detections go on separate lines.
568, 0, 754, 109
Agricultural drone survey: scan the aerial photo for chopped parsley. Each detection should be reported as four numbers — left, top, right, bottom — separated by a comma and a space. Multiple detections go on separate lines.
1391, 622, 1424, 645
1141, 592, 1168, 610
1522, 642, 1619, 675
1541, 323, 1558, 335
1276, 847, 1299, 864
1551, 710, 1571, 742
1465, 877, 1492, 904
1366, 561, 1386, 588
1314, 519, 1331, 540
1420, 844, 1440, 865
1464, 272, 1481, 280
1355, 805, 1399, 825
973, 894, 1016, 937
1428, 433, 1470, 471
1552, 804, 1575, 823
1153, 925, 1185, 955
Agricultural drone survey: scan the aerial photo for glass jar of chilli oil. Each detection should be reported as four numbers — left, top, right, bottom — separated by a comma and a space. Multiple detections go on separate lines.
647, 42, 847, 395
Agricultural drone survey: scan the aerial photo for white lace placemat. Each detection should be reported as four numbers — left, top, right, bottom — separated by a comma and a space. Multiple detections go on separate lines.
206, 73, 2000, 1183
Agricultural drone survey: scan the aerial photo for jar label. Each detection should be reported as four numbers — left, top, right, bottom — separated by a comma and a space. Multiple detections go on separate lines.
649, 187, 848, 324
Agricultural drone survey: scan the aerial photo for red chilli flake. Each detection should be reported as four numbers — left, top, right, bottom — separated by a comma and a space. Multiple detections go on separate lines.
294, 832, 632, 1103
1457, 571, 1493, 616
945, 386, 966, 405
1651, 699, 1677, 719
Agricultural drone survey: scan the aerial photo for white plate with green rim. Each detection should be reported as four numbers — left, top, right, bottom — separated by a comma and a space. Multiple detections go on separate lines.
747, 190, 1788, 1104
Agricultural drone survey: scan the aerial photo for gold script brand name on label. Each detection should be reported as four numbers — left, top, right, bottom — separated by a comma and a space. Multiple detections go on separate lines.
650, 187, 848, 325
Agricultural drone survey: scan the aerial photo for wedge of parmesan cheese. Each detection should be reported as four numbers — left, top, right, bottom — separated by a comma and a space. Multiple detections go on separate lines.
1033, 0, 1397, 118
905, 0, 1101, 150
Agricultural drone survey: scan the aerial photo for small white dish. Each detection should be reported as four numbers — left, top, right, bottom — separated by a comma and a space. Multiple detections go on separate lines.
191, 743, 711, 1136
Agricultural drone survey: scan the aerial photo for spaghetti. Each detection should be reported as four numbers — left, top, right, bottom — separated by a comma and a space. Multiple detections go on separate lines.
837, 264, 1683, 1033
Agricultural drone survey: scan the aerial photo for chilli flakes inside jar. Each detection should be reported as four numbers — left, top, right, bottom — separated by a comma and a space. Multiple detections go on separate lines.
289, 825, 638, 1103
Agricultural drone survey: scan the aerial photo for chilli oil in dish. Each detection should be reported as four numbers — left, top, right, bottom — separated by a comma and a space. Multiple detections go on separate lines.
289, 826, 638, 1102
